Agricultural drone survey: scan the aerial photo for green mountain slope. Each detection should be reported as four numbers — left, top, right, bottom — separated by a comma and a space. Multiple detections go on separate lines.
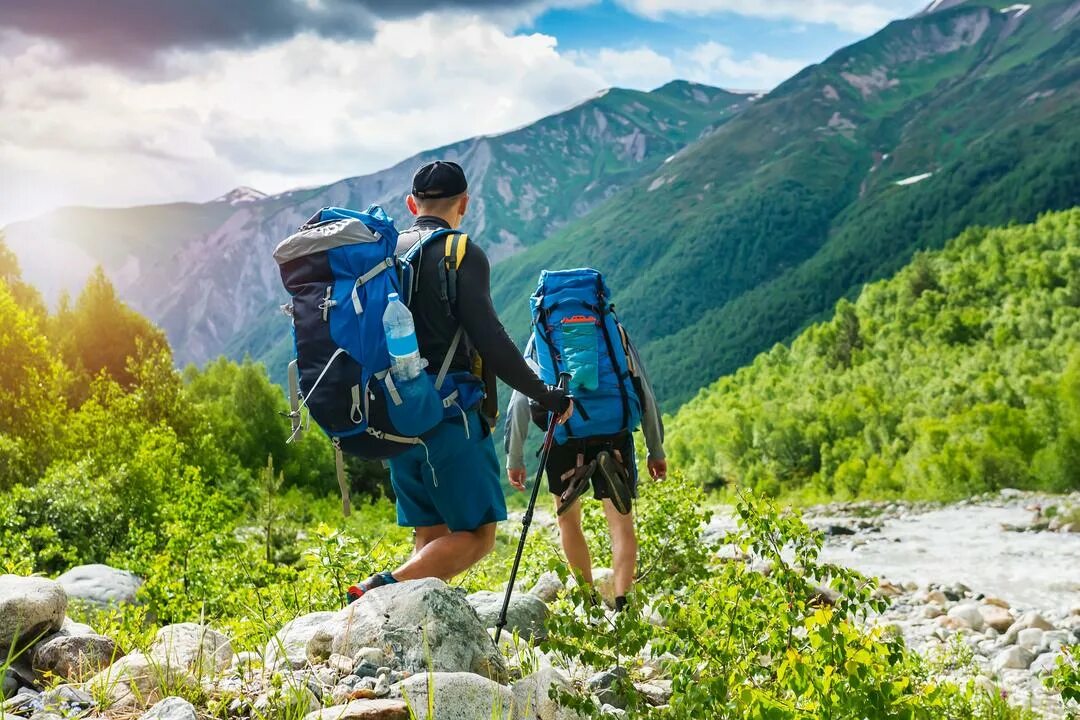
666, 208, 1080, 500
489, 1, 1080, 410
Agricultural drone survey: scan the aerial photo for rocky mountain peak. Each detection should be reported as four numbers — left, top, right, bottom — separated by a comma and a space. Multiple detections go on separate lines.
212, 187, 268, 206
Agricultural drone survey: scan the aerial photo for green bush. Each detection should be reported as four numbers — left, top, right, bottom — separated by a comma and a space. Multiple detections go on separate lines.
543, 487, 1043, 719
1046, 646, 1080, 719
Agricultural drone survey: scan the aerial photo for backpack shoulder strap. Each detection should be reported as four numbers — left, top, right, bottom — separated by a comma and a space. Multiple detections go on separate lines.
441, 231, 468, 309
616, 322, 640, 377
402, 228, 468, 311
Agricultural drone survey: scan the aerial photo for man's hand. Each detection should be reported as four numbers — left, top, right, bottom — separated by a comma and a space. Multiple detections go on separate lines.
648, 458, 667, 480
508, 467, 527, 492
556, 400, 574, 425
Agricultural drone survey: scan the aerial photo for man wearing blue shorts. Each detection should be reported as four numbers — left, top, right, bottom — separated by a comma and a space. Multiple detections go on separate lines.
347, 162, 572, 601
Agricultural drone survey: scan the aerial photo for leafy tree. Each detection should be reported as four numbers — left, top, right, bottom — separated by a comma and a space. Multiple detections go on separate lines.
0, 283, 66, 489
50, 266, 167, 401
0, 233, 46, 319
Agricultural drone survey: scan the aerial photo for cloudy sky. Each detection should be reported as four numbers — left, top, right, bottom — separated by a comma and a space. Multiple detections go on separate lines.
0, 0, 927, 225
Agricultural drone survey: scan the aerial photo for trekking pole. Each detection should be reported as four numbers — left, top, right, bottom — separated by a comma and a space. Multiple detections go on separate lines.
494, 373, 571, 644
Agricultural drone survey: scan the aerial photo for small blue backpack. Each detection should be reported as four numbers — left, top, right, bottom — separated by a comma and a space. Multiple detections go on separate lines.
530, 268, 642, 444
274, 206, 484, 511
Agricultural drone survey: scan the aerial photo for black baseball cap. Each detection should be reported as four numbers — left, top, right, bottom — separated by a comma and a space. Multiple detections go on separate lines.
412, 161, 468, 199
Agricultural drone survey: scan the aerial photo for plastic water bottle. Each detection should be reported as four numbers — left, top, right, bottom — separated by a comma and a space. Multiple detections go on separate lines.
383, 293, 424, 381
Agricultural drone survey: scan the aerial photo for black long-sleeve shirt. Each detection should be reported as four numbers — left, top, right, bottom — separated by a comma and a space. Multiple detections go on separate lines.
396, 216, 564, 412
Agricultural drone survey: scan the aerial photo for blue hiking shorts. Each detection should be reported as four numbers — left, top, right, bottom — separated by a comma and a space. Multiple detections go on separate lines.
388, 410, 506, 532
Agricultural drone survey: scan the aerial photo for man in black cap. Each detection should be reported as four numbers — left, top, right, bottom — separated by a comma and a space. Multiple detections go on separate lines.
346, 161, 572, 600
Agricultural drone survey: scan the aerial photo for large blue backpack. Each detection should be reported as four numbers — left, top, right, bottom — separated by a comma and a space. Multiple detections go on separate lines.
274, 206, 484, 510
530, 268, 642, 445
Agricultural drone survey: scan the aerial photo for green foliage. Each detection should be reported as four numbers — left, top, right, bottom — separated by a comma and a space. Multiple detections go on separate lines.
1046, 646, 1080, 719
50, 266, 168, 401
0, 232, 47, 319
668, 210, 1080, 500
0, 282, 66, 489
544, 488, 1040, 719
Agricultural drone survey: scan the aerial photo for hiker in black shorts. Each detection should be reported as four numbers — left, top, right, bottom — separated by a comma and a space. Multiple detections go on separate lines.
505, 319, 665, 611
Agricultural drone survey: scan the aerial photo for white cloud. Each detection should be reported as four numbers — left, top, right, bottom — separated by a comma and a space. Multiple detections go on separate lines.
0, 9, 805, 224
571, 41, 807, 92
0, 15, 609, 224
566, 47, 680, 91
615, 0, 926, 34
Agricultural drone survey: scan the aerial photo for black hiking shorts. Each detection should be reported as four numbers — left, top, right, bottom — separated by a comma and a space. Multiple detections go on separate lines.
545, 432, 638, 502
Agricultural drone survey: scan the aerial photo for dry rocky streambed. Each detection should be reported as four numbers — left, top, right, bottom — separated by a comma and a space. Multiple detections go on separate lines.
2, 491, 1078, 719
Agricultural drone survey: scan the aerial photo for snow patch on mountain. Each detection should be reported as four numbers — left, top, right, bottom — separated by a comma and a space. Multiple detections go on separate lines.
1001, 4, 1031, 17
895, 172, 934, 186
213, 187, 268, 206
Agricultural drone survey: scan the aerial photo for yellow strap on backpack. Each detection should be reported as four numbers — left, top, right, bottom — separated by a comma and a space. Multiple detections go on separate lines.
444, 232, 468, 271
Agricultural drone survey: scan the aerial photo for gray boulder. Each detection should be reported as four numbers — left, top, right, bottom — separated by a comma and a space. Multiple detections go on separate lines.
310, 579, 505, 681
87, 652, 198, 708
40, 684, 95, 714
511, 667, 584, 720
149, 623, 234, 676
1016, 627, 1044, 651
592, 570, 617, 609
255, 682, 320, 717
1014, 611, 1054, 632
1041, 629, 1074, 653
1003, 611, 1055, 646
32, 633, 119, 680
467, 591, 549, 641
265, 611, 337, 668
587, 667, 630, 710
139, 696, 197, 720
1030, 651, 1063, 676
946, 603, 985, 631
528, 573, 565, 603
2, 688, 40, 715
395, 672, 512, 720
635, 681, 673, 707
0, 575, 67, 652
304, 699, 410, 720
60, 618, 97, 636
977, 605, 1014, 633
992, 646, 1034, 671
2, 668, 18, 700
56, 565, 141, 608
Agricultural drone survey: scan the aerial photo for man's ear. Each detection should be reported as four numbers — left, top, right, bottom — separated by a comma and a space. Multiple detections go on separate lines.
406, 194, 420, 216
458, 194, 469, 217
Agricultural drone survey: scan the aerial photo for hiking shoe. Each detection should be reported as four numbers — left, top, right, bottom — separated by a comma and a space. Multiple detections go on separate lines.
596, 451, 632, 515
557, 459, 597, 516
346, 572, 395, 604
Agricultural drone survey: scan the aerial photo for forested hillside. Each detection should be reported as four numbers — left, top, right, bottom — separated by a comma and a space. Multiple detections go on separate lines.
490, 0, 1080, 409
667, 209, 1080, 501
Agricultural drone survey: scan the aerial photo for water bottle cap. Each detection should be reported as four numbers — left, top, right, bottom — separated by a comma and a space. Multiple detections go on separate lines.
388, 292, 400, 302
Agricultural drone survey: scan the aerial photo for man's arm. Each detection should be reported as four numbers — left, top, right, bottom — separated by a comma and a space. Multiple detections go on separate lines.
626, 332, 666, 474
504, 340, 541, 473
505, 387, 531, 471
455, 245, 567, 413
